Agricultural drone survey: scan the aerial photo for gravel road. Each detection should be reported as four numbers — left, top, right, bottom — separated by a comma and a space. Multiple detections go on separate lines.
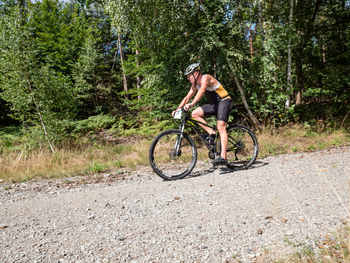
1, 146, 349, 262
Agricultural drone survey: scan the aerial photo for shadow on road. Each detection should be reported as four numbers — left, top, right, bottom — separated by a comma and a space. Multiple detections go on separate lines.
186, 167, 217, 179
185, 160, 269, 179
218, 160, 269, 174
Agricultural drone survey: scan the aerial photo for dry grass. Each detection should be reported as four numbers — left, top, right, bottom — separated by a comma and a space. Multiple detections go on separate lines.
258, 124, 350, 157
0, 125, 349, 183
0, 140, 151, 183
278, 227, 350, 263
316, 228, 350, 263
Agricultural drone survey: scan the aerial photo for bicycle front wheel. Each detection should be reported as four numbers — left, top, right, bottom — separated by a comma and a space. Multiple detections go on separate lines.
149, 129, 197, 180
219, 124, 258, 170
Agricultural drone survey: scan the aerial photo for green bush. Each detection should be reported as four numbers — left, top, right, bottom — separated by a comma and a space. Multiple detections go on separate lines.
0, 126, 24, 153
72, 114, 116, 135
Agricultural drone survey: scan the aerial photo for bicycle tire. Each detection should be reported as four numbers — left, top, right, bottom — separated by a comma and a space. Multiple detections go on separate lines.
149, 129, 197, 180
218, 124, 258, 170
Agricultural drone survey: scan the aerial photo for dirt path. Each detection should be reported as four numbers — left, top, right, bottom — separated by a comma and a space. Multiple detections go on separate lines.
1, 146, 349, 262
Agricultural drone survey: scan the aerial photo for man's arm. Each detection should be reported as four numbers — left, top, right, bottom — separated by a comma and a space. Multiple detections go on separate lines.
184, 75, 209, 110
176, 86, 196, 110
172, 86, 196, 116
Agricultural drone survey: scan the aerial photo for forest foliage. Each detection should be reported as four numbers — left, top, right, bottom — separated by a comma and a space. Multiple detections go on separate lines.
0, 0, 349, 150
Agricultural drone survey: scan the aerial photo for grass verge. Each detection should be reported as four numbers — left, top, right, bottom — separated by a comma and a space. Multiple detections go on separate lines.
259, 124, 350, 157
0, 140, 150, 183
277, 227, 350, 263
0, 124, 349, 183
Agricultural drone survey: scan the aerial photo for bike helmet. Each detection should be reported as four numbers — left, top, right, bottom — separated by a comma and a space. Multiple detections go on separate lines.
184, 63, 200, 75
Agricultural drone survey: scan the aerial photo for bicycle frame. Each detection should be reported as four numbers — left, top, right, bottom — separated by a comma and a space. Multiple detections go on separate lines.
175, 110, 218, 155
149, 110, 259, 179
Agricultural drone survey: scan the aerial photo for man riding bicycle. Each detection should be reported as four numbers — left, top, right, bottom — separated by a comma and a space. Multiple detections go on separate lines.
172, 63, 232, 165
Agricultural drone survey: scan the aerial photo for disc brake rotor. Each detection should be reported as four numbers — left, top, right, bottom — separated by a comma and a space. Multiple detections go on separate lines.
169, 150, 181, 160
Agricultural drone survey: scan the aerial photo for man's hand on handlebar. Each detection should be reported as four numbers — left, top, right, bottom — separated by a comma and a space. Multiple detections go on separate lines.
184, 103, 194, 111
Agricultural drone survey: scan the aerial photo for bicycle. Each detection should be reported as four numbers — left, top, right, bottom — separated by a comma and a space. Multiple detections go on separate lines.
149, 109, 259, 180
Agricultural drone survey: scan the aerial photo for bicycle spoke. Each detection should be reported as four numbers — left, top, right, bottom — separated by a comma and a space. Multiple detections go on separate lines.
149, 130, 197, 180
218, 125, 258, 170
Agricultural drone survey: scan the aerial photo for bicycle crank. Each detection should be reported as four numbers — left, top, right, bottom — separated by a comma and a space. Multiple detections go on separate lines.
208, 151, 215, 159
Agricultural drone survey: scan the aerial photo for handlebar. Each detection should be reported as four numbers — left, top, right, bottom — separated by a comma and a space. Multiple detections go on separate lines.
173, 108, 189, 120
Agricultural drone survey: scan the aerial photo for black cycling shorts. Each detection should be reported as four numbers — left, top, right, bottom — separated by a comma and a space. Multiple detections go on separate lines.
201, 99, 233, 122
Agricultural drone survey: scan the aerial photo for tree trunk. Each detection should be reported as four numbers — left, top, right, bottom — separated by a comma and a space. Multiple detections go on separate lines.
295, 90, 302, 105
213, 63, 217, 78
136, 49, 141, 100
293, 0, 322, 105
233, 75, 262, 131
295, 54, 303, 105
118, 33, 128, 100
26, 79, 55, 153
248, 27, 254, 63
285, 0, 294, 109
322, 44, 326, 63
257, 0, 265, 35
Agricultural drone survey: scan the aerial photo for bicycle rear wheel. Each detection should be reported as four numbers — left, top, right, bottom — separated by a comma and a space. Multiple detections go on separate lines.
149, 129, 197, 180
219, 124, 258, 170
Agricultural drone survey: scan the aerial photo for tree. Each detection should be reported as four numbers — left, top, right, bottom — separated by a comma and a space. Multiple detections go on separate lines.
0, 5, 77, 149
2, 0, 349, 142
285, 0, 294, 109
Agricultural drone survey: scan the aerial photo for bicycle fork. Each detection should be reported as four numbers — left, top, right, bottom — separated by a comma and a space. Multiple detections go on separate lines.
174, 122, 186, 157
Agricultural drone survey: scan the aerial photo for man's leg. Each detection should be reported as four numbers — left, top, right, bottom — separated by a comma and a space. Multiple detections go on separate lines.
216, 99, 232, 160
191, 107, 215, 135
217, 120, 228, 159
